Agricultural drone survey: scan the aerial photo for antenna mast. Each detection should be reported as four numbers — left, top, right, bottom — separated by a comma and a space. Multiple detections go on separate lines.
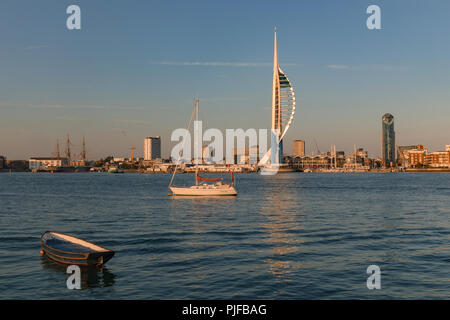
195, 99, 199, 186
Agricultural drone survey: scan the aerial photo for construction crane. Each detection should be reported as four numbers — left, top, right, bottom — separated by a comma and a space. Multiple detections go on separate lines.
121, 130, 136, 163
314, 138, 321, 155
52, 139, 61, 160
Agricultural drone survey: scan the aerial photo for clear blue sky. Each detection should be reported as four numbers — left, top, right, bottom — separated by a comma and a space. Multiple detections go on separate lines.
1, 0, 450, 160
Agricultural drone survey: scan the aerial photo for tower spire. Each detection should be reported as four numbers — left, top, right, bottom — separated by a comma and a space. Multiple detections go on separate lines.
271, 26, 282, 164
273, 26, 278, 72
271, 27, 281, 133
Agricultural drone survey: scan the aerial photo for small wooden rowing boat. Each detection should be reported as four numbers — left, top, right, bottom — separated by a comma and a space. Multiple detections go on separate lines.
40, 231, 115, 267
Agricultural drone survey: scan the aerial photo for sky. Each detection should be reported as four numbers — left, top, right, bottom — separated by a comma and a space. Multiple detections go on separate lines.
1, 0, 450, 160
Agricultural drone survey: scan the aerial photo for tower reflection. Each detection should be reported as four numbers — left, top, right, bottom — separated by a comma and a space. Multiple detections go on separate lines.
258, 175, 306, 283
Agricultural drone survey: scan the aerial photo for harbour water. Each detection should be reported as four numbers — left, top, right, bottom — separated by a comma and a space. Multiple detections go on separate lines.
0, 172, 449, 299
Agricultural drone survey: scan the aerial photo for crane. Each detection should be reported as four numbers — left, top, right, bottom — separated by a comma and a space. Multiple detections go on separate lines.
314, 138, 321, 155
122, 130, 136, 163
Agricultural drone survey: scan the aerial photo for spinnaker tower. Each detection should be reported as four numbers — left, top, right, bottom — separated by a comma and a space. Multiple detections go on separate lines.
259, 27, 296, 167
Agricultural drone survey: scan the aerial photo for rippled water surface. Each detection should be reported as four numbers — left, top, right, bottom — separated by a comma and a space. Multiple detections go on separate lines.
0, 172, 449, 299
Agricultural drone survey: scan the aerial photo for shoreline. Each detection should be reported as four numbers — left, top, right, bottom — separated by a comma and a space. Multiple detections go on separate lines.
2, 169, 450, 174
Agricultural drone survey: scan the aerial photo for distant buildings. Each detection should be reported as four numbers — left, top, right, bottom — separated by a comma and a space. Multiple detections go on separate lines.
397, 145, 418, 167
233, 146, 259, 164
408, 145, 427, 167
292, 146, 373, 171
344, 148, 371, 168
426, 151, 450, 168
29, 157, 68, 171
293, 140, 305, 157
398, 144, 450, 168
6, 160, 29, 171
0, 155, 5, 169
294, 154, 331, 169
382, 113, 396, 168
144, 137, 161, 161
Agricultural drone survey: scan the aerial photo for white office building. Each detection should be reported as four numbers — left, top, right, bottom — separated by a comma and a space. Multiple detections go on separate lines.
29, 157, 68, 170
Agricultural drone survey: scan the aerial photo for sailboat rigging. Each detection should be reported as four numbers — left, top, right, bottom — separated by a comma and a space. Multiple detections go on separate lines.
168, 99, 237, 196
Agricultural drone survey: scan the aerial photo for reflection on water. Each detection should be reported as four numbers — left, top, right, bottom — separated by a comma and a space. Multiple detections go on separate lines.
40, 256, 116, 289
259, 175, 306, 282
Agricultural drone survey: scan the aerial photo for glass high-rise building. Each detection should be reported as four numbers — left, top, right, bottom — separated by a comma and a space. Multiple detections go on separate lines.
382, 113, 395, 167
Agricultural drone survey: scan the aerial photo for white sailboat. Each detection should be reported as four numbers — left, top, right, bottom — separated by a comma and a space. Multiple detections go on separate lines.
168, 99, 237, 197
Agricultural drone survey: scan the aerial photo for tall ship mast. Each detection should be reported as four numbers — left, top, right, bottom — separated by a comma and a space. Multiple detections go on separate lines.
66, 134, 71, 165
81, 136, 86, 162
56, 139, 61, 160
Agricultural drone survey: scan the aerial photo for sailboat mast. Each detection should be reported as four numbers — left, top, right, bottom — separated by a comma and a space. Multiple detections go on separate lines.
195, 99, 199, 186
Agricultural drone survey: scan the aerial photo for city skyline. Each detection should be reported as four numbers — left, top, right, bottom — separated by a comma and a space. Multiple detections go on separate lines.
2, 1, 450, 160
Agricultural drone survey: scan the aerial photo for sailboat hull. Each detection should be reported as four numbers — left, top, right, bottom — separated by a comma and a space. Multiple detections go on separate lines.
168, 99, 238, 197
259, 164, 297, 174
169, 185, 237, 196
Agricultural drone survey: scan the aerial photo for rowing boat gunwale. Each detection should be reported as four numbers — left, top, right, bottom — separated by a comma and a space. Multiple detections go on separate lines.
40, 231, 115, 266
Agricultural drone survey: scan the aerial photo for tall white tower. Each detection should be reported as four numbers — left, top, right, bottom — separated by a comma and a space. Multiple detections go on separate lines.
259, 28, 296, 166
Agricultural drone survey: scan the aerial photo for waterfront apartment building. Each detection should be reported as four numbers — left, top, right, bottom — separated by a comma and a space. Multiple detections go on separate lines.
144, 136, 161, 161
382, 113, 396, 168
408, 145, 427, 167
293, 140, 305, 157
294, 154, 331, 169
408, 151, 425, 167
403, 144, 450, 168
426, 151, 450, 168
29, 157, 68, 171
397, 145, 418, 167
